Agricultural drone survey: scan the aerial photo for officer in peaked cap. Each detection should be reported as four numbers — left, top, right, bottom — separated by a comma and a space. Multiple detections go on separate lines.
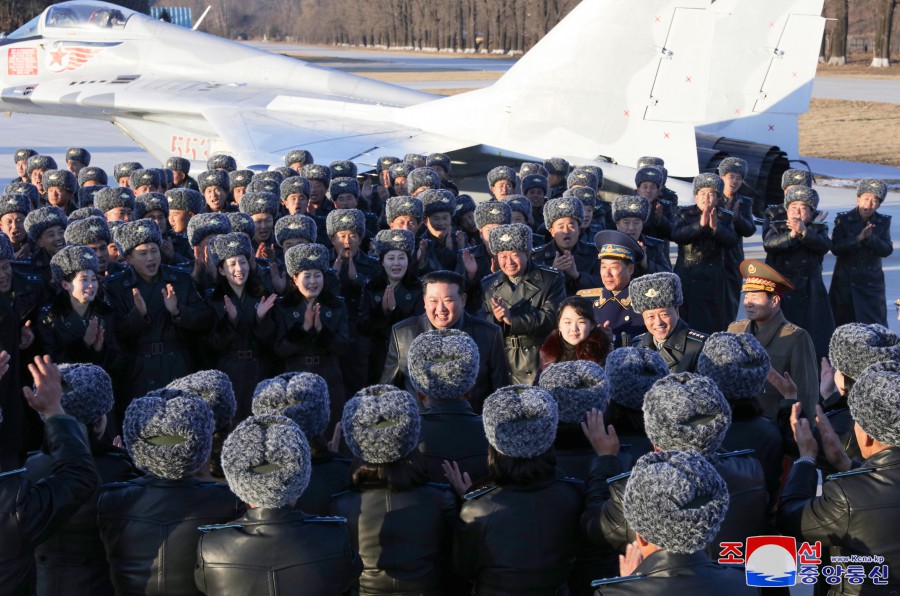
577, 230, 646, 346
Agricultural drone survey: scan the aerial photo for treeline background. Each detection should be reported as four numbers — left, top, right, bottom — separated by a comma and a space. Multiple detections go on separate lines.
2, 0, 898, 63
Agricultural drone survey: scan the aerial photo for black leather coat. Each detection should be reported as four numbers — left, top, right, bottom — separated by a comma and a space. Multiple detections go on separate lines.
633, 319, 706, 373
418, 399, 489, 484
97, 476, 244, 596
195, 507, 362, 596
0, 416, 99, 596
329, 483, 457, 595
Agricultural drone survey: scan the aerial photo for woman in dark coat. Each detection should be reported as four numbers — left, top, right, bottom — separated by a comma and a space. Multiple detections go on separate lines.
539, 295, 611, 372
330, 387, 456, 596
763, 185, 835, 360
274, 243, 351, 435
358, 229, 424, 385
205, 232, 277, 424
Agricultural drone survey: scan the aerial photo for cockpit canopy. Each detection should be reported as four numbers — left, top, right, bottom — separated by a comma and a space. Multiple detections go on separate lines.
6, 1, 136, 41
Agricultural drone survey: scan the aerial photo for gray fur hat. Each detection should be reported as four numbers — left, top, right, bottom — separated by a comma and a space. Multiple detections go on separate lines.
274, 167, 296, 181
829, 323, 900, 381
521, 174, 549, 195
207, 154, 237, 172
487, 166, 518, 189
784, 185, 819, 210
637, 156, 665, 168
643, 373, 732, 456
94, 187, 136, 213
229, 169, 254, 189
24, 206, 68, 243
50, 245, 99, 280
408, 329, 479, 400
563, 186, 598, 207
77, 186, 106, 209
407, 167, 441, 193
130, 168, 159, 190
211, 232, 252, 263
606, 347, 669, 410
454, 194, 476, 217
544, 157, 570, 177
226, 212, 255, 238
385, 196, 422, 224
5, 181, 40, 208
166, 188, 204, 213
285, 149, 314, 167
168, 370, 236, 431
539, 361, 610, 424
717, 157, 748, 178
377, 155, 400, 172
781, 168, 812, 190
698, 332, 770, 401
136, 192, 169, 217
568, 168, 598, 191
115, 220, 162, 255
246, 179, 280, 196
629, 272, 683, 313
374, 228, 415, 258
58, 363, 113, 425
692, 172, 724, 195
222, 415, 312, 508
252, 372, 330, 439
0, 234, 13, 261
848, 360, 900, 446
124, 394, 214, 479
77, 166, 108, 187
285, 243, 330, 276
112, 161, 142, 181
64, 216, 111, 246
275, 214, 317, 246
580, 165, 604, 189
329, 160, 357, 179
419, 188, 457, 217
68, 207, 105, 222
329, 176, 359, 199
239, 192, 279, 217
66, 147, 91, 165
388, 162, 412, 182
543, 197, 584, 227
197, 169, 230, 193
474, 200, 512, 229
342, 388, 421, 464
187, 212, 231, 247
300, 164, 331, 185
483, 386, 558, 458
857, 178, 888, 204
14, 148, 36, 163
624, 450, 729, 554
27, 155, 57, 177
519, 162, 549, 178
165, 156, 190, 173
489, 223, 533, 254
43, 170, 77, 193
426, 153, 451, 173
612, 195, 650, 222
501, 194, 531, 218
403, 153, 426, 167
0, 193, 32, 217
326, 208, 365, 238
635, 166, 664, 189
281, 176, 310, 201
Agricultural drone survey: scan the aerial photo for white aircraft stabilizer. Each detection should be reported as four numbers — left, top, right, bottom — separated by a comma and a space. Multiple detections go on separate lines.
0, 0, 823, 202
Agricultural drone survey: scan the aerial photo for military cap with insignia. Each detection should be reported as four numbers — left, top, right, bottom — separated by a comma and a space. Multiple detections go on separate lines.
781, 168, 811, 190
0, 193, 32, 218
403, 153, 426, 167
210, 232, 253, 263
115, 219, 162, 255
857, 178, 888, 204
385, 196, 423, 224
567, 168, 598, 191
254, 170, 284, 185
519, 162, 548, 178
301, 164, 331, 185
166, 188, 204, 214
197, 169, 230, 193
635, 166, 664, 188
226, 212, 254, 238
129, 168, 160, 190
27, 155, 57, 177
136, 192, 169, 217
24, 206, 68, 243
94, 187, 136, 214
487, 165, 518, 189
543, 197, 583, 227
637, 156, 665, 168
274, 166, 295, 181
522, 174, 550, 197
0, 233, 14, 262
285, 243, 330, 276
77, 166, 108, 187
50, 245, 100, 281
285, 149, 314, 168
5, 181, 40, 208
329, 160, 357, 179
784, 185, 819, 210
65, 147, 90, 166
594, 229, 644, 263
275, 214, 317, 246
563, 186, 598, 207
739, 259, 794, 296
239, 191, 279, 217
280, 176, 310, 201
579, 165, 604, 189
419, 188, 456, 216
489, 223, 532, 254
229, 169, 254, 189
455, 194, 476, 218
500, 194, 531, 219
69, 207, 105, 222
717, 156, 748, 178
692, 172, 724, 195
543, 157, 570, 177
207, 154, 237, 172
374, 228, 415, 258
65, 215, 111, 246
426, 153, 451, 173
246, 178, 279, 196
76, 186, 106, 209
474, 200, 511, 229
187, 212, 231, 247
42, 170, 77, 193
612, 195, 650, 222
326, 208, 365, 238
112, 161, 142, 181
407, 167, 441, 193
629, 272, 683, 313
376, 155, 400, 172
165, 156, 191, 173
388, 162, 412, 182
14, 148, 37, 163
329, 177, 359, 199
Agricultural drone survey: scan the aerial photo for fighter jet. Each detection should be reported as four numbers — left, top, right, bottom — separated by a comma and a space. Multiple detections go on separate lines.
0, 0, 823, 201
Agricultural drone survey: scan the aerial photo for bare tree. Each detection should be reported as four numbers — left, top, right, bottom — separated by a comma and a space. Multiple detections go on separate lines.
871, 0, 895, 66
828, 0, 849, 65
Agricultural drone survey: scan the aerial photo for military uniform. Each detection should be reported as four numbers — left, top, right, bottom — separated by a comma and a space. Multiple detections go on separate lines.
455, 243, 494, 316
829, 208, 893, 326
637, 234, 671, 276
722, 195, 756, 321
531, 240, 600, 296
333, 249, 380, 398
578, 287, 644, 346
634, 319, 707, 373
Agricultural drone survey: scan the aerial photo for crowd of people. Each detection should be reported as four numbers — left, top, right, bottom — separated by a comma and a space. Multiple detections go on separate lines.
0, 145, 897, 595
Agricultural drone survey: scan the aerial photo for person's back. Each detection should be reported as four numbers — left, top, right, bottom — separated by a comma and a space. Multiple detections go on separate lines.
594, 550, 756, 595
419, 401, 488, 483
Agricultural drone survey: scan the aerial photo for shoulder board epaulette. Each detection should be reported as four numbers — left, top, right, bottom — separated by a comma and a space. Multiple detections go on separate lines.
0, 467, 27, 479
591, 574, 643, 587
643, 234, 662, 244
164, 264, 192, 275
826, 467, 875, 481
686, 330, 708, 342
426, 481, 452, 490
464, 485, 499, 501
559, 476, 585, 485
198, 522, 243, 532
606, 471, 632, 484
719, 208, 735, 216
534, 263, 559, 275
720, 449, 755, 458
576, 288, 604, 298
304, 515, 347, 524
